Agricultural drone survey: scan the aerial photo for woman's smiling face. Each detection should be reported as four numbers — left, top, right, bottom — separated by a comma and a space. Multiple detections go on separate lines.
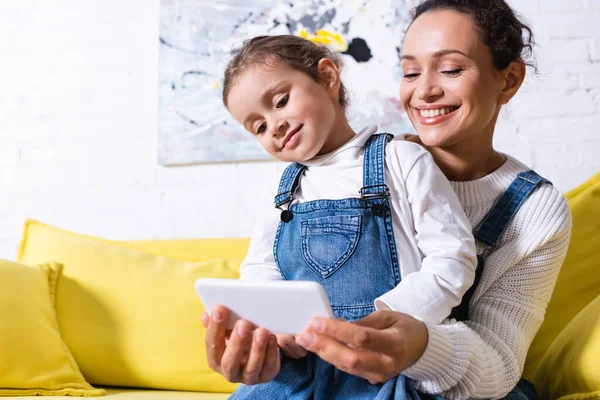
400, 9, 506, 148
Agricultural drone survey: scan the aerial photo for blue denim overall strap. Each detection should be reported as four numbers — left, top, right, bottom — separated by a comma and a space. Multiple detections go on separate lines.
474, 170, 551, 247
449, 170, 551, 322
274, 162, 307, 208
360, 133, 394, 203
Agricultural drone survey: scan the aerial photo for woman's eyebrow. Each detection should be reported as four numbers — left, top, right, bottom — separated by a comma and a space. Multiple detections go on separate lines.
401, 49, 472, 61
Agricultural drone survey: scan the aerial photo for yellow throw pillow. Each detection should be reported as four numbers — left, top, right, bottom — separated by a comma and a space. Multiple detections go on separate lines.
533, 294, 600, 400
0, 260, 104, 397
18, 219, 241, 393
523, 171, 600, 389
123, 238, 250, 262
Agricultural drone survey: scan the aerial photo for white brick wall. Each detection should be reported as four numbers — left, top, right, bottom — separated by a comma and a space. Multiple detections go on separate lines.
1, 0, 599, 259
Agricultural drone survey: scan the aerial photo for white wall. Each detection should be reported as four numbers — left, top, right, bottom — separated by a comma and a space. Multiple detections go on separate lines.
1, 0, 599, 260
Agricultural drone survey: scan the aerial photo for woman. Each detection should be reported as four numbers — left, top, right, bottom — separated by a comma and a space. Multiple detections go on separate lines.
202, 0, 572, 398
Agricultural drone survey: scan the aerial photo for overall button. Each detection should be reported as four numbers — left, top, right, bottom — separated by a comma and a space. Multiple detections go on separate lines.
371, 204, 384, 217
280, 210, 293, 222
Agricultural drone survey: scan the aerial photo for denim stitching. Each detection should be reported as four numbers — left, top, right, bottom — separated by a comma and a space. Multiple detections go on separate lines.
300, 215, 362, 278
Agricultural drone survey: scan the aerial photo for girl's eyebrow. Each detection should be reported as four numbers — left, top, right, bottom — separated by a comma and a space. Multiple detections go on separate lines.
401, 49, 472, 61
260, 81, 288, 102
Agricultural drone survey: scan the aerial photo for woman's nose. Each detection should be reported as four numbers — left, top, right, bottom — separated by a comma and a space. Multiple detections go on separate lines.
416, 74, 443, 101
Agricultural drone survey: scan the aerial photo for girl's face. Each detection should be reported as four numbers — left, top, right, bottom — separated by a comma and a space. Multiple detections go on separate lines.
226, 61, 338, 162
399, 9, 506, 148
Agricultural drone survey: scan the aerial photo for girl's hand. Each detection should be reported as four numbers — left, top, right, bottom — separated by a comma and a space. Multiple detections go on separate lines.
201, 305, 280, 385
294, 310, 428, 384
276, 334, 308, 359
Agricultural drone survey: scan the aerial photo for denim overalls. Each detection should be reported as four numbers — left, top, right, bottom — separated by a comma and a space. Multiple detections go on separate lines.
230, 134, 548, 400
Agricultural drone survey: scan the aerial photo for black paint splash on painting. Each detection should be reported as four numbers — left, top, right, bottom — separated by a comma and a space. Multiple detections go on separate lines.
160, 37, 207, 56
232, 12, 254, 32
343, 38, 372, 62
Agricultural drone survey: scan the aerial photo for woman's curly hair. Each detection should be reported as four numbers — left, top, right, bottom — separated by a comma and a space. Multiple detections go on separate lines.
410, 0, 536, 71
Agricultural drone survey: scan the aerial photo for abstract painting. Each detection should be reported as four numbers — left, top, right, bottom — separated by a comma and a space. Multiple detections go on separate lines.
159, 0, 412, 165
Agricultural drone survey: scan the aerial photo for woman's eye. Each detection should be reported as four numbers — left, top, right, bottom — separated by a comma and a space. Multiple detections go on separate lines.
402, 72, 420, 80
256, 122, 267, 135
276, 94, 289, 108
442, 69, 463, 76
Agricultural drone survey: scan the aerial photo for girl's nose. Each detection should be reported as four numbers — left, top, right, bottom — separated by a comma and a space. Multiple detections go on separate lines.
273, 120, 289, 136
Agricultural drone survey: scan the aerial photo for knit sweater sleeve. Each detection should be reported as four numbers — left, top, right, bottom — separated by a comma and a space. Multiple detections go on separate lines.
402, 187, 572, 399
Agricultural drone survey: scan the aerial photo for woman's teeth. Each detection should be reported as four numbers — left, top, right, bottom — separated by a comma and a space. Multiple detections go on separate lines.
418, 107, 458, 118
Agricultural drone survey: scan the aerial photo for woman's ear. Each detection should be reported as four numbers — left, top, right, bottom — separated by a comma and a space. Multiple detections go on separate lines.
499, 60, 526, 105
317, 58, 341, 101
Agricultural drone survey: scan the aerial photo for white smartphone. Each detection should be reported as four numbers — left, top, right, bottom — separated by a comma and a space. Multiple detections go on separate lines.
195, 278, 334, 334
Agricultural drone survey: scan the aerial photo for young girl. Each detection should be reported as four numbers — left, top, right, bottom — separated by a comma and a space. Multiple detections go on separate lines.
210, 35, 478, 398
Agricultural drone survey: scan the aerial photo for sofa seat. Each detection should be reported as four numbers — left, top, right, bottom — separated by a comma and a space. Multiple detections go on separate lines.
13, 387, 229, 399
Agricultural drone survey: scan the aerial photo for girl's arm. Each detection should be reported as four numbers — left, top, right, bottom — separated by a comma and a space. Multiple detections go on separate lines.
239, 185, 282, 281
375, 147, 477, 324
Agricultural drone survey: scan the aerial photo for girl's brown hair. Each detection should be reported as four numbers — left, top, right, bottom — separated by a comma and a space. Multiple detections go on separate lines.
222, 35, 349, 108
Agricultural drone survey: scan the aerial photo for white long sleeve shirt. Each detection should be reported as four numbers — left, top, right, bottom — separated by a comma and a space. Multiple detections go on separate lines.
403, 155, 572, 399
240, 126, 477, 325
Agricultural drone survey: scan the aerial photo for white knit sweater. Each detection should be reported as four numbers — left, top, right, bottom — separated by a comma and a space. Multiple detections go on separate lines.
403, 155, 572, 399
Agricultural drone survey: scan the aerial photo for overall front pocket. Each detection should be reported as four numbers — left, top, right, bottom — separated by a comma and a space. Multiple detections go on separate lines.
300, 214, 362, 279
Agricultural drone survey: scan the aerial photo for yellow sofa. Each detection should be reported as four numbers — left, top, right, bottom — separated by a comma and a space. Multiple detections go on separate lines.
2, 172, 600, 400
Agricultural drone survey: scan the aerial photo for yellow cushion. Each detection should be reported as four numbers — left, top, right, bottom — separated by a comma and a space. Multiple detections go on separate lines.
14, 387, 230, 399
523, 172, 600, 391
17, 219, 241, 393
533, 294, 600, 400
122, 238, 250, 261
0, 259, 104, 397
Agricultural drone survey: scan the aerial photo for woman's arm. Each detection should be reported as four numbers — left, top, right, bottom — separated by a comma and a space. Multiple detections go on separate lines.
403, 213, 571, 398
297, 190, 571, 398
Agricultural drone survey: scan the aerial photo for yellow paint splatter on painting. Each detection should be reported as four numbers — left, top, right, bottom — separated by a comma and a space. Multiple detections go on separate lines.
298, 29, 347, 52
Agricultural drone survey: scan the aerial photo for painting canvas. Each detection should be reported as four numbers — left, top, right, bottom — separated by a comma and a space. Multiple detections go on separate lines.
158, 0, 412, 165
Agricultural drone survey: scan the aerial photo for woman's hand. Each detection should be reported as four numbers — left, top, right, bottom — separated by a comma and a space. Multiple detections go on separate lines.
276, 334, 308, 359
201, 305, 280, 385
294, 310, 428, 384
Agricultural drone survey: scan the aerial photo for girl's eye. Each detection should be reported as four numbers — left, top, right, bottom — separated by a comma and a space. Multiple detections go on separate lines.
442, 69, 463, 76
276, 94, 289, 108
256, 122, 267, 135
